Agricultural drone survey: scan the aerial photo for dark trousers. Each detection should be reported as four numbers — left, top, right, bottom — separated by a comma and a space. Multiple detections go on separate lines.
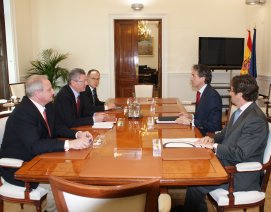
183, 184, 228, 212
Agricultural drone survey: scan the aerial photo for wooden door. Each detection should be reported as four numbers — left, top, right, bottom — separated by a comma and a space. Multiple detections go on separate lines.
115, 20, 138, 97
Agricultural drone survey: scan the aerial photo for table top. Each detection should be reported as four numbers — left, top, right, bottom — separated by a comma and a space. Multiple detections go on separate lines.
15, 98, 228, 186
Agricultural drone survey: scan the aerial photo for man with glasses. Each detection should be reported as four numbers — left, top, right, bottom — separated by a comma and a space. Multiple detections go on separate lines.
54, 68, 106, 127
81, 69, 115, 116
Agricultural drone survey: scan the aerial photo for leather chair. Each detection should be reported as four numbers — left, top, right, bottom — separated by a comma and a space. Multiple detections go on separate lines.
134, 84, 153, 98
0, 116, 48, 212
49, 175, 170, 212
207, 122, 271, 212
9, 82, 25, 102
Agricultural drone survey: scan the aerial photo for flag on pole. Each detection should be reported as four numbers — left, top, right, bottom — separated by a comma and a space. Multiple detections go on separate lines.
249, 28, 257, 78
240, 30, 252, 75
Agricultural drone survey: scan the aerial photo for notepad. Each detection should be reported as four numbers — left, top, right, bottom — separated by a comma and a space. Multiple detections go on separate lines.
162, 138, 200, 148
156, 116, 178, 124
92, 122, 114, 129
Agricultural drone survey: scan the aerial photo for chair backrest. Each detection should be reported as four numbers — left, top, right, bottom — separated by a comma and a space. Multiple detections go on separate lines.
263, 122, 271, 164
49, 176, 160, 212
135, 84, 153, 98
0, 117, 8, 147
9, 83, 26, 101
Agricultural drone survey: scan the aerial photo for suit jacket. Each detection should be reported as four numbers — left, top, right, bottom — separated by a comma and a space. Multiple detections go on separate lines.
54, 85, 94, 127
0, 96, 76, 188
215, 102, 269, 191
194, 84, 222, 135
81, 86, 105, 116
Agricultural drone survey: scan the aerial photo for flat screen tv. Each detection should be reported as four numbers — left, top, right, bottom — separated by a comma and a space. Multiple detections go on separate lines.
199, 37, 244, 69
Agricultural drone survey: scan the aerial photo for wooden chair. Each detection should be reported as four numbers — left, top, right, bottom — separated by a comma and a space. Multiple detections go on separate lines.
207, 122, 271, 212
134, 84, 153, 98
9, 82, 25, 102
0, 116, 48, 212
49, 175, 161, 212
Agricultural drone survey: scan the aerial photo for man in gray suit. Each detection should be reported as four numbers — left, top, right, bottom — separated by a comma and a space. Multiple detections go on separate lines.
183, 74, 269, 212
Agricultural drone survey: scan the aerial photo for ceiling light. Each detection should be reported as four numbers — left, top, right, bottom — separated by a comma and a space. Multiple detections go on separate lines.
246, 0, 265, 5
131, 3, 144, 11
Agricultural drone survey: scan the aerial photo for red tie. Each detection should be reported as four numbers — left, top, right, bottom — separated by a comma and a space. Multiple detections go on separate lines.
196, 91, 201, 106
43, 109, 51, 136
76, 96, 80, 114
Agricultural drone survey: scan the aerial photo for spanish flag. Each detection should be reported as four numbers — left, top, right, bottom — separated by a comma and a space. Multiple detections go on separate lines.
240, 30, 252, 75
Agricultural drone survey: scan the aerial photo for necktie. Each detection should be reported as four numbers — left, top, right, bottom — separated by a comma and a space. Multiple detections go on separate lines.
43, 109, 51, 136
76, 96, 80, 114
233, 108, 242, 124
196, 91, 201, 106
92, 89, 97, 105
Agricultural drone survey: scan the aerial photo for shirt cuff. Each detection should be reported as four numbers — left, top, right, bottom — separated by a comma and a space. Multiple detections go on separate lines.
213, 143, 218, 154
64, 140, 70, 151
191, 118, 195, 126
104, 105, 108, 110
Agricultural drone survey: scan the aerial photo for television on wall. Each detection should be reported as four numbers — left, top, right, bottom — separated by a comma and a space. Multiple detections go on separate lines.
198, 37, 244, 69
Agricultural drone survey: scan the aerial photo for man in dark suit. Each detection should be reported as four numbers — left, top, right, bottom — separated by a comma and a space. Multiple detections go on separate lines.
81, 69, 115, 116
54, 68, 106, 128
176, 64, 222, 135
0, 75, 92, 211
183, 75, 269, 212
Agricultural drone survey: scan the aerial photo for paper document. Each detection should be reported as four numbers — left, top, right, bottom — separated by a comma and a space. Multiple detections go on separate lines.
162, 138, 201, 148
92, 122, 114, 129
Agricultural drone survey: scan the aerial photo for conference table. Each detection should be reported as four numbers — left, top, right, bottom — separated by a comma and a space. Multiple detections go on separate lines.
15, 98, 228, 188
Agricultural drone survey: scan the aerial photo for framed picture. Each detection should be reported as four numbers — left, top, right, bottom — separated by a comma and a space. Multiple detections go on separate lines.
138, 37, 153, 56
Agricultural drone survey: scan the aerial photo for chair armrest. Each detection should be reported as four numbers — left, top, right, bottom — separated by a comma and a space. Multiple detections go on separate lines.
236, 162, 262, 172
0, 158, 24, 167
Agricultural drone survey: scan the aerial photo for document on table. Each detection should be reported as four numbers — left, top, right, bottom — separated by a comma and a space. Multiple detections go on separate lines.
162, 138, 201, 148
92, 122, 114, 129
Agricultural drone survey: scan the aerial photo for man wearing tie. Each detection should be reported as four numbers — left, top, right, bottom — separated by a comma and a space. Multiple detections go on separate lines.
176, 64, 222, 135
54, 68, 106, 128
183, 75, 269, 212
81, 69, 115, 116
0, 75, 92, 211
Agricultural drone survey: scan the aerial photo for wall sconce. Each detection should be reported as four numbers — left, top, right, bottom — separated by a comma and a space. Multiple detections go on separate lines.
131, 3, 144, 11
245, 0, 265, 5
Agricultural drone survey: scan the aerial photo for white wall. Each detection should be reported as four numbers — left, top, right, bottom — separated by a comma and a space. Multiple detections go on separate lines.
11, 0, 271, 101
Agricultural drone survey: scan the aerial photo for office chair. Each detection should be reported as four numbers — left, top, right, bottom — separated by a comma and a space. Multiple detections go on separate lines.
9, 82, 26, 102
49, 175, 168, 212
208, 122, 271, 212
0, 116, 48, 212
134, 84, 153, 98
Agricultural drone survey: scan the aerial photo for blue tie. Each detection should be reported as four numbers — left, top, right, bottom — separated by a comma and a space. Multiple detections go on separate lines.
233, 108, 242, 124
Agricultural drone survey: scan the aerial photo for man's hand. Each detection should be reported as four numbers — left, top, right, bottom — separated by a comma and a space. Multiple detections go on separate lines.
178, 112, 193, 119
76, 131, 93, 141
106, 102, 116, 110
195, 136, 215, 149
69, 137, 91, 150
93, 112, 107, 122
176, 116, 191, 125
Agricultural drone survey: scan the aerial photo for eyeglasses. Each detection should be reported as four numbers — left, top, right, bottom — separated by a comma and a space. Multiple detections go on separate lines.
73, 79, 86, 83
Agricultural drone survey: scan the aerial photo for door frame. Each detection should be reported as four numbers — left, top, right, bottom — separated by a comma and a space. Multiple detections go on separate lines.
109, 14, 168, 97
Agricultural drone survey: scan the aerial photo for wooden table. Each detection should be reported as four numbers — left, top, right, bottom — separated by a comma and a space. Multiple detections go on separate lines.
15, 98, 228, 187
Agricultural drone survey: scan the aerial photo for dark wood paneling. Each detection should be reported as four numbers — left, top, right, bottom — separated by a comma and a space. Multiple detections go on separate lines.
0, 0, 9, 99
